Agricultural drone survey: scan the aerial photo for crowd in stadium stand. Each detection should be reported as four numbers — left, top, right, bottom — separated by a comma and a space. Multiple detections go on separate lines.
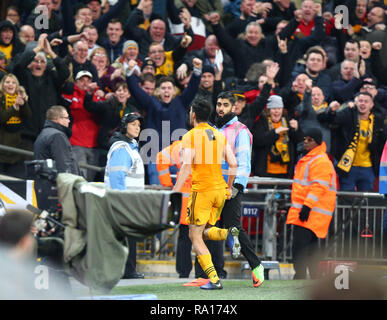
0, 0, 387, 193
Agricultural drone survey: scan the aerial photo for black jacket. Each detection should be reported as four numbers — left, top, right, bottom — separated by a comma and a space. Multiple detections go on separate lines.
34, 120, 79, 175
238, 83, 273, 131
124, 8, 180, 60
212, 23, 275, 79
0, 20, 25, 69
13, 50, 70, 142
319, 106, 387, 176
84, 93, 139, 152
251, 112, 303, 178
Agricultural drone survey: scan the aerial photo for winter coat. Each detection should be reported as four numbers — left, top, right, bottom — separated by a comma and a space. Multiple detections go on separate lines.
251, 112, 303, 178
0, 94, 31, 163
319, 106, 387, 176
13, 50, 70, 142
33, 120, 79, 175
286, 142, 337, 238
84, 93, 139, 151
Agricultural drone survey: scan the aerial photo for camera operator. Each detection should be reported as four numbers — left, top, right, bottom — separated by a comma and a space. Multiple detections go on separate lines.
33, 106, 80, 212
34, 106, 80, 175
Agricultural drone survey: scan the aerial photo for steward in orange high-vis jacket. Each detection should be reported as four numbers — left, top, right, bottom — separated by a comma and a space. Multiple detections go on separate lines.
286, 127, 337, 279
156, 139, 191, 225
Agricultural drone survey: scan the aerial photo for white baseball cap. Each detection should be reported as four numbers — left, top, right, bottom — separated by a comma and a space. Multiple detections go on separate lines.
75, 70, 93, 80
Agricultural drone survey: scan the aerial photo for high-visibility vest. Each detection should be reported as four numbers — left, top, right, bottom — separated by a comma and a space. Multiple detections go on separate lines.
105, 140, 145, 190
286, 142, 337, 238
156, 140, 191, 225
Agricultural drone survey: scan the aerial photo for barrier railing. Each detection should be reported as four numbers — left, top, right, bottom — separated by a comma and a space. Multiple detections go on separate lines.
0, 144, 105, 173
241, 178, 387, 264
1, 144, 386, 264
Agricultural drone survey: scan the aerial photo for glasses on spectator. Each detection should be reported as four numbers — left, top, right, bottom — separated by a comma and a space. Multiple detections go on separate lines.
362, 85, 375, 89
60, 115, 70, 120
149, 49, 164, 54
34, 59, 46, 64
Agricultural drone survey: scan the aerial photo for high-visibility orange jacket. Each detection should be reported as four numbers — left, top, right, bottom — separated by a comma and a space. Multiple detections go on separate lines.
156, 140, 191, 225
286, 142, 337, 238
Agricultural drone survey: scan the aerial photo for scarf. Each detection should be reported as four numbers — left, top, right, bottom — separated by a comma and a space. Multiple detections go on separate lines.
312, 102, 328, 113
337, 113, 374, 173
268, 116, 290, 163
4, 93, 21, 125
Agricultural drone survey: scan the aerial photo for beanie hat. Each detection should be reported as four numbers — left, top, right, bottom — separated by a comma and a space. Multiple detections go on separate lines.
303, 127, 323, 145
267, 95, 284, 109
123, 40, 139, 54
202, 65, 215, 76
141, 57, 156, 71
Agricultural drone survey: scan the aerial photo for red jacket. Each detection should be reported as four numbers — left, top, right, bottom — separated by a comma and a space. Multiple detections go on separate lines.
62, 85, 102, 148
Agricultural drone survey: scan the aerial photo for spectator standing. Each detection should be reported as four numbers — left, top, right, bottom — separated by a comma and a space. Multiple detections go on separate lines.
286, 127, 337, 279
25, 0, 63, 38
297, 79, 331, 152
125, 10, 181, 60
167, 0, 207, 51
0, 74, 31, 178
184, 34, 235, 81
291, 48, 333, 102
83, 25, 101, 58
252, 95, 302, 178
112, 40, 143, 80
14, 33, 70, 150
18, 25, 35, 45
84, 82, 139, 170
102, 19, 126, 64
209, 13, 275, 79
0, 52, 7, 82
331, 59, 364, 103
90, 47, 123, 92
0, 20, 25, 69
147, 33, 192, 78
65, 40, 99, 84
321, 92, 386, 191
125, 57, 202, 184
62, 70, 103, 181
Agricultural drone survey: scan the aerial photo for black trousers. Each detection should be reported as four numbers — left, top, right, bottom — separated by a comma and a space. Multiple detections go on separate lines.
220, 192, 261, 270
176, 224, 227, 278
292, 225, 319, 279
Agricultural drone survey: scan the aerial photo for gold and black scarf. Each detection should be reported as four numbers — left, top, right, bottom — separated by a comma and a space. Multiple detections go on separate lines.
337, 114, 374, 172
4, 93, 21, 125
268, 116, 290, 163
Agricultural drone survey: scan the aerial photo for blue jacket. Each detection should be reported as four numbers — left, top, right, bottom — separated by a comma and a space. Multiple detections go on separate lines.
106, 133, 141, 190
102, 37, 127, 64
215, 116, 252, 191
126, 72, 200, 152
